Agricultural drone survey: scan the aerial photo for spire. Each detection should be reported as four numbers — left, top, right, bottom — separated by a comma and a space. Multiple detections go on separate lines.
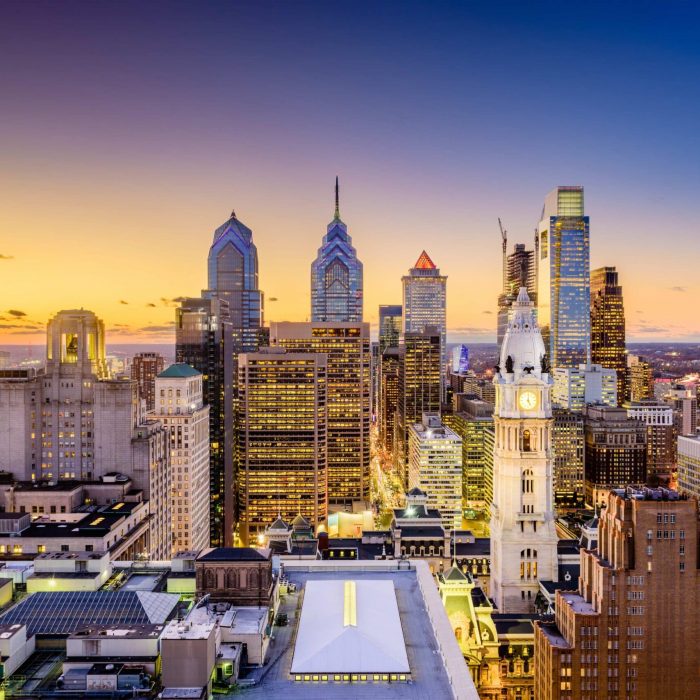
230, 209, 236, 220
414, 250, 437, 270
334, 176, 340, 220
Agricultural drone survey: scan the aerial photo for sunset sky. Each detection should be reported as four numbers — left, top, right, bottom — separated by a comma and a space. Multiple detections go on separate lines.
1, 1, 699, 346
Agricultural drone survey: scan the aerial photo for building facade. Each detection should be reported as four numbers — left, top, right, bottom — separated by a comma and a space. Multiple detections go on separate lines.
497, 242, 537, 348
311, 178, 363, 323
408, 413, 462, 530
379, 347, 400, 453
402, 251, 447, 361
490, 288, 559, 613
590, 266, 626, 404
130, 352, 164, 411
176, 296, 233, 547
583, 405, 647, 506
677, 435, 700, 499
626, 355, 653, 403
535, 488, 700, 700
537, 186, 590, 368
154, 364, 210, 554
552, 409, 585, 508
552, 364, 617, 411
270, 322, 370, 510
395, 327, 442, 486
236, 349, 327, 545
625, 401, 674, 482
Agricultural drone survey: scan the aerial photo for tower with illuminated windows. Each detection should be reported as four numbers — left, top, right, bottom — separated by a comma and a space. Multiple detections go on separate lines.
311, 178, 363, 323
490, 288, 558, 613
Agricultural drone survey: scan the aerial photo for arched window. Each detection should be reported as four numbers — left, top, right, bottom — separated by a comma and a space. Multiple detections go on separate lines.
521, 469, 534, 494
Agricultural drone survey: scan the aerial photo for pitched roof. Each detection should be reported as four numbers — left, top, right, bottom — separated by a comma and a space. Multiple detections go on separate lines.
407, 487, 427, 496
413, 250, 436, 270
158, 363, 201, 379
442, 565, 468, 582
269, 517, 290, 531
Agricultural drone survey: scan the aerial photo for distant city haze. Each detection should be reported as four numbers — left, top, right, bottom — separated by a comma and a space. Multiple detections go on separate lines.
1, 3, 698, 343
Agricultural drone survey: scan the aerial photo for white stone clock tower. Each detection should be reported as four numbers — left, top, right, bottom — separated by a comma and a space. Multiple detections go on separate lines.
489, 287, 558, 613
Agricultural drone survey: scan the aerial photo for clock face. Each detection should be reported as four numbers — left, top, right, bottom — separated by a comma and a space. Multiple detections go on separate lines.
519, 390, 537, 410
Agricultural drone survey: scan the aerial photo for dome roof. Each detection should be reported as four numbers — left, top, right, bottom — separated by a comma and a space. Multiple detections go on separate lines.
499, 287, 546, 375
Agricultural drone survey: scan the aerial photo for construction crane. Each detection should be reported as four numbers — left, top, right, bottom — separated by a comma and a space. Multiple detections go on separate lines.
498, 218, 508, 295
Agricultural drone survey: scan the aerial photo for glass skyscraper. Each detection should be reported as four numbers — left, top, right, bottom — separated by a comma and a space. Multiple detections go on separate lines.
402, 251, 447, 360
206, 210, 264, 354
311, 178, 363, 322
536, 186, 590, 368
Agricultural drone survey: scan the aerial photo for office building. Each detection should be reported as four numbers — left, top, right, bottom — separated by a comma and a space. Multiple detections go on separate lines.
537, 186, 590, 367
663, 385, 698, 437
552, 409, 585, 507
583, 405, 647, 506
408, 413, 462, 530
176, 297, 233, 547
490, 288, 559, 613
497, 241, 537, 347
535, 488, 700, 700
131, 352, 164, 411
402, 251, 447, 361
626, 355, 653, 402
378, 305, 402, 351
590, 266, 626, 403
379, 347, 400, 453
270, 322, 369, 510
443, 397, 494, 510
452, 345, 469, 374
395, 327, 442, 486
154, 364, 210, 554
625, 401, 674, 482
236, 348, 327, 545
311, 178, 363, 323
552, 363, 617, 411
677, 435, 700, 499
205, 210, 264, 355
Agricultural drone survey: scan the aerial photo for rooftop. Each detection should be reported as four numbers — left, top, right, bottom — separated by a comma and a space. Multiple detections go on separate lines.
196, 547, 271, 562
158, 363, 201, 379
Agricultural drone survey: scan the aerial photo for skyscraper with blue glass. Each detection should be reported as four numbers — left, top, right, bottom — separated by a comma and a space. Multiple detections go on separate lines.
311, 178, 363, 322
537, 186, 591, 368
206, 210, 264, 353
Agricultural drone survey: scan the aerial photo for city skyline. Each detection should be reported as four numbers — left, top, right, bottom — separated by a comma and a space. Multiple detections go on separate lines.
1, 3, 699, 345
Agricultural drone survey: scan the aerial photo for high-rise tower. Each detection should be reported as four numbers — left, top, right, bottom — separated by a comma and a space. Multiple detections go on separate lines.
591, 266, 626, 403
537, 186, 590, 368
206, 210, 264, 354
311, 178, 363, 323
402, 251, 447, 361
490, 288, 558, 613
497, 243, 537, 347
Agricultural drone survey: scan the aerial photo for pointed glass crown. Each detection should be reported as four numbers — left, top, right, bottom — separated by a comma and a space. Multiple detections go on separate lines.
414, 250, 436, 270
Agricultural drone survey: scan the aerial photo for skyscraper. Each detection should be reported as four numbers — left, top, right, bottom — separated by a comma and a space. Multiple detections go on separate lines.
236, 348, 327, 545
131, 351, 165, 411
270, 322, 370, 509
378, 305, 402, 352
552, 363, 617, 410
395, 327, 442, 486
310, 178, 363, 323
379, 347, 400, 453
552, 409, 584, 507
537, 186, 591, 368
591, 265, 626, 403
490, 288, 558, 613
535, 488, 700, 700
376, 304, 402, 432
408, 413, 462, 531
154, 364, 210, 554
497, 242, 537, 347
175, 297, 233, 546
402, 251, 447, 361
627, 354, 654, 402
206, 210, 264, 354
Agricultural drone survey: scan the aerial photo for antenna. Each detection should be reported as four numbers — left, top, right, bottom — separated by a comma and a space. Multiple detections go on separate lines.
498, 218, 508, 295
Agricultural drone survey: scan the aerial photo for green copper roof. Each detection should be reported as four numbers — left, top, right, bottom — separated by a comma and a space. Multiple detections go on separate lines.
158, 363, 200, 379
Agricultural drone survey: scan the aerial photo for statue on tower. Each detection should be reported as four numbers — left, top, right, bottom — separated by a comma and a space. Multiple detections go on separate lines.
505, 355, 514, 374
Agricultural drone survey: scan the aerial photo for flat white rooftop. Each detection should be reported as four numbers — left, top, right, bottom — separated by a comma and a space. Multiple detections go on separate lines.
291, 579, 410, 675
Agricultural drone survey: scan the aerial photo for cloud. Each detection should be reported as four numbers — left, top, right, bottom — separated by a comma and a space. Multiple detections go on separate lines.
0, 323, 44, 330
669, 286, 687, 293
160, 296, 188, 307
482, 310, 493, 315
0, 254, 13, 260
9, 329, 44, 335
449, 326, 492, 334
119, 300, 129, 305
137, 323, 176, 333
146, 303, 157, 308
269, 297, 278, 302
7, 310, 26, 317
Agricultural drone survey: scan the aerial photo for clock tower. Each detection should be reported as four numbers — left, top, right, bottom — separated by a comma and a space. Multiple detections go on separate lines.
490, 287, 558, 613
